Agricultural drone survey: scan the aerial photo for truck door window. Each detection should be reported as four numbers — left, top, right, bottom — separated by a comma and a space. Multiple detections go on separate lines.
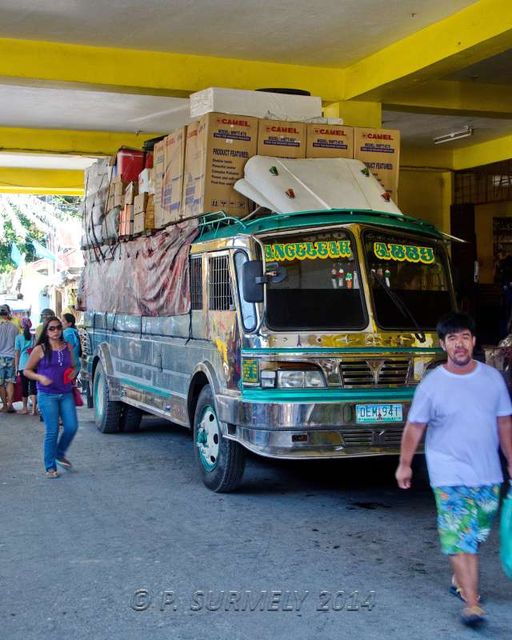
234, 251, 257, 331
208, 255, 234, 311
190, 256, 203, 310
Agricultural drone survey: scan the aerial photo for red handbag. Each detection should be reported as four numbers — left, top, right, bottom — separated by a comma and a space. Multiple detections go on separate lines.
72, 385, 84, 407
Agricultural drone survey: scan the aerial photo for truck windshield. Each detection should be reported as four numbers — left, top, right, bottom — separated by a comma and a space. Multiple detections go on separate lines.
263, 230, 366, 330
363, 229, 453, 330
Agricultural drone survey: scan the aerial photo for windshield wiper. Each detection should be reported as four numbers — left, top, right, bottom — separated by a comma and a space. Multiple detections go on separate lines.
372, 273, 426, 343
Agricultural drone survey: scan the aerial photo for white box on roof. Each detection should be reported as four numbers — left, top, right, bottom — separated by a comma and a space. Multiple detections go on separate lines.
190, 87, 323, 122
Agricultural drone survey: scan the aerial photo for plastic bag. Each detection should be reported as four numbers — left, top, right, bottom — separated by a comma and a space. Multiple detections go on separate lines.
72, 386, 84, 407
500, 483, 512, 579
13, 375, 23, 403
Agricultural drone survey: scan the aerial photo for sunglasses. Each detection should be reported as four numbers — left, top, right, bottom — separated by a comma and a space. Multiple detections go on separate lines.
48, 325, 62, 331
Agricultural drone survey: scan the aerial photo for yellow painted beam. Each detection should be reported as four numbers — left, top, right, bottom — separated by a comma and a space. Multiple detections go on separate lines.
452, 132, 512, 170
0, 127, 163, 156
384, 81, 512, 118
0, 37, 345, 102
345, 0, 512, 100
0, 168, 83, 195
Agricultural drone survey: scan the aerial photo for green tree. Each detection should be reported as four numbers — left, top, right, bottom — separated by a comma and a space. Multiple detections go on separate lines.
0, 214, 46, 273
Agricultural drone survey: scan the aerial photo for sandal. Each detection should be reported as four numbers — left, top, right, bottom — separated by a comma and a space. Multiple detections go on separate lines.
45, 470, 60, 479
461, 605, 486, 627
56, 457, 72, 469
450, 576, 481, 603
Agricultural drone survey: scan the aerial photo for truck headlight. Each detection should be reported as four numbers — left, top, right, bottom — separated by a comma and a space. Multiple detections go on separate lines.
277, 370, 326, 388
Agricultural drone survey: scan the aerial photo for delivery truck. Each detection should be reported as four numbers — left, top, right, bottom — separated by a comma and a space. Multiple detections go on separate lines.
80, 156, 455, 492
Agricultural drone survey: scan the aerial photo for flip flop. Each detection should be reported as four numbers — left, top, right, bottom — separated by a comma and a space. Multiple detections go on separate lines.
461, 605, 486, 627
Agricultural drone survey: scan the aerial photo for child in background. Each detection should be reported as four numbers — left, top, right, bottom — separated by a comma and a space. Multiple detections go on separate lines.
62, 313, 81, 373
14, 317, 37, 415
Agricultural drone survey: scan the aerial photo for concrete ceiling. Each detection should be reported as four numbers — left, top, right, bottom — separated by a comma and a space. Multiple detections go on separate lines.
0, 0, 477, 66
1, 0, 511, 179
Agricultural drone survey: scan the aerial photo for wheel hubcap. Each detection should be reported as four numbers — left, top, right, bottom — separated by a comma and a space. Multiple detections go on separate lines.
196, 405, 220, 471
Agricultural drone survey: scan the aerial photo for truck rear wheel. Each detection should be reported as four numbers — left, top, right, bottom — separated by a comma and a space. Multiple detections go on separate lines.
93, 361, 123, 433
193, 385, 245, 492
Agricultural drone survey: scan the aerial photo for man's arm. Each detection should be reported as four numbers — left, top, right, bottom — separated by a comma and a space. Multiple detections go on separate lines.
498, 415, 512, 480
395, 421, 427, 489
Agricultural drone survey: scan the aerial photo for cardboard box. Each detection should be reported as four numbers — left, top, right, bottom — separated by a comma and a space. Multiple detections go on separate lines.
124, 181, 138, 206
153, 140, 165, 226
119, 204, 134, 237
107, 176, 127, 210
138, 168, 154, 194
160, 127, 185, 225
306, 124, 353, 158
353, 127, 400, 200
133, 211, 145, 235
190, 87, 322, 121
257, 120, 306, 159
134, 193, 149, 215
145, 194, 155, 230
183, 113, 258, 218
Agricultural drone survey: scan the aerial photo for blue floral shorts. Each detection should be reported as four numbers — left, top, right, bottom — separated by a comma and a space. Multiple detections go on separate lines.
0, 356, 16, 384
433, 484, 500, 555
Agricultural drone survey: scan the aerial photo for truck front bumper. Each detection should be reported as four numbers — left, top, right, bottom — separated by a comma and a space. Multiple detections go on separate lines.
215, 391, 414, 460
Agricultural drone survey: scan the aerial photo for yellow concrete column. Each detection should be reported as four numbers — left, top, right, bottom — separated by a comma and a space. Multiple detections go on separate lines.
324, 101, 381, 127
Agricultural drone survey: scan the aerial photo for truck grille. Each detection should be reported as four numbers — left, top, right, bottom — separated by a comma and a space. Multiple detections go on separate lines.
340, 359, 410, 387
341, 428, 403, 447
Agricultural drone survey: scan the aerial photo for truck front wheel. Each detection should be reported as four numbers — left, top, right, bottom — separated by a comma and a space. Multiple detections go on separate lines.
193, 385, 245, 492
93, 361, 123, 434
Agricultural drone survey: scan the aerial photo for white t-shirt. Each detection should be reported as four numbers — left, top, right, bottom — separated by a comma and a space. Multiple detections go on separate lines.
408, 361, 512, 487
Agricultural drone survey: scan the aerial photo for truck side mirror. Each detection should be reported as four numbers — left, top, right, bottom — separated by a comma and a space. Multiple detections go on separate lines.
242, 260, 265, 303
242, 260, 288, 303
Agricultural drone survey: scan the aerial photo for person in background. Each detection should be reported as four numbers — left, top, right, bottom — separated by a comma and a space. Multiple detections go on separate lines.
24, 317, 79, 478
0, 306, 20, 413
35, 308, 56, 340
14, 317, 37, 415
396, 312, 512, 627
0, 303, 22, 332
62, 313, 81, 372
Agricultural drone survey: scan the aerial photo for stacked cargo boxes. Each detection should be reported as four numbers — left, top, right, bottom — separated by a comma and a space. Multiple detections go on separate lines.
82, 88, 401, 249
182, 114, 258, 219
353, 127, 400, 200
160, 128, 185, 226
306, 124, 353, 159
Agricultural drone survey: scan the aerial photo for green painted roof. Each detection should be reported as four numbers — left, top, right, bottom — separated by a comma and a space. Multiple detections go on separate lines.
195, 209, 444, 243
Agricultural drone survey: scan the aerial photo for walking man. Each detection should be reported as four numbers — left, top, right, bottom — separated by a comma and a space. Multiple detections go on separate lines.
396, 312, 512, 627
0, 306, 20, 413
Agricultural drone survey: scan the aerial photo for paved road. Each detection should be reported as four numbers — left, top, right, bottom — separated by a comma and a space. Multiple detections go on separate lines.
1, 404, 511, 640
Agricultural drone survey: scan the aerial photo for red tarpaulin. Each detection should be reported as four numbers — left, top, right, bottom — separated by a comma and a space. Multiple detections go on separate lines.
79, 220, 198, 316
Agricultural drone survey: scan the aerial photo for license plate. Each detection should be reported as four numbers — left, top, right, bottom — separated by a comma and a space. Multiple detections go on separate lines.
355, 403, 403, 424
